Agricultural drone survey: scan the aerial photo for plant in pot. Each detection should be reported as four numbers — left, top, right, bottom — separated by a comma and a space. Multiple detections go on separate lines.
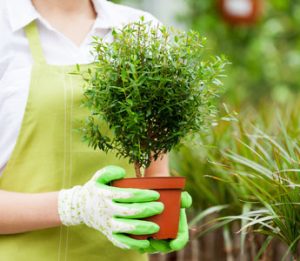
80, 18, 227, 240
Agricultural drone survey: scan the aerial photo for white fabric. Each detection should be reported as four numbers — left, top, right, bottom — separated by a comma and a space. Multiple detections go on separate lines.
0, 0, 159, 175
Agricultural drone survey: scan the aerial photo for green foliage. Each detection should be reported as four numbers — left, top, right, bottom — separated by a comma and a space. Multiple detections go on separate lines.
221, 121, 300, 258
179, 0, 300, 103
81, 18, 227, 174
174, 100, 300, 258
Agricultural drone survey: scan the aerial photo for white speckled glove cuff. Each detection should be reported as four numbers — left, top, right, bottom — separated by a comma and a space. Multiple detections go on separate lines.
58, 186, 83, 226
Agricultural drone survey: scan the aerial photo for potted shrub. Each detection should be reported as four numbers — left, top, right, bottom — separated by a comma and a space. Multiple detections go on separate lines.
80, 18, 227, 240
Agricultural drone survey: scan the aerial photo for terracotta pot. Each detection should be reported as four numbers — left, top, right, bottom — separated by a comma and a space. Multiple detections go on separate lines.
112, 176, 186, 240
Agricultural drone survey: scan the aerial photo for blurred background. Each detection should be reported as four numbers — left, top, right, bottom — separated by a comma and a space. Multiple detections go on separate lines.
113, 1, 300, 260
115, 0, 300, 106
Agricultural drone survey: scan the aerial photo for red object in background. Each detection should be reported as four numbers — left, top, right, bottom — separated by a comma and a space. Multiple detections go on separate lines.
219, 0, 262, 25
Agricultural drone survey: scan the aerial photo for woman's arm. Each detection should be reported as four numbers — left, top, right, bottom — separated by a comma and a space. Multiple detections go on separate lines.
144, 154, 169, 177
0, 190, 61, 234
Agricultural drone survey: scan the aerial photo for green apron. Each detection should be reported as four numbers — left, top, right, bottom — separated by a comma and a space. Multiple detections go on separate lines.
0, 21, 147, 261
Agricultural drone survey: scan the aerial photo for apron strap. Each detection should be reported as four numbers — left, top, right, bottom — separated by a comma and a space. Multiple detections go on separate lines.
24, 21, 47, 64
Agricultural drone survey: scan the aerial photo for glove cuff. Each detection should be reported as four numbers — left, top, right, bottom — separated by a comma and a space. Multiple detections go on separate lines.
58, 186, 83, 226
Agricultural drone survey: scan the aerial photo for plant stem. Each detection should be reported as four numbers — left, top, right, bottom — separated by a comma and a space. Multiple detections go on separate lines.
134, 162, 142, 178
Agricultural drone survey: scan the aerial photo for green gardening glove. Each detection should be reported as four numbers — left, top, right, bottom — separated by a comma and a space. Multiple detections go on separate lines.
139, 191, 192, 253
58, 166, 164, 250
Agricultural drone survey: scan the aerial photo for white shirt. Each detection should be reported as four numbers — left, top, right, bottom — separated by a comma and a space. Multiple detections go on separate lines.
0, 0, 159, 175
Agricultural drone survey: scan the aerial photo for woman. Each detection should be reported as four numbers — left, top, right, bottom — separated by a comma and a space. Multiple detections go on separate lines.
0, 0, 191, 260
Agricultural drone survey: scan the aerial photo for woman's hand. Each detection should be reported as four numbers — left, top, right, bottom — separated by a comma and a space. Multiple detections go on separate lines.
144, 153, 169, 177
58, 166, 164, 250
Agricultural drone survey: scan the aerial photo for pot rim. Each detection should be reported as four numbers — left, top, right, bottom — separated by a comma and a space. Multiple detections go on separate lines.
112, 176, 186, 190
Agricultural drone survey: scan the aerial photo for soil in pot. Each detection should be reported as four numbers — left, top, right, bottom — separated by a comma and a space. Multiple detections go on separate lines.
112, 176, 186, 240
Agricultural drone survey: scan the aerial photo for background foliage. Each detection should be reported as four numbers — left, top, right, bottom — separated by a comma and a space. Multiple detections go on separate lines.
179, 0, 300, 104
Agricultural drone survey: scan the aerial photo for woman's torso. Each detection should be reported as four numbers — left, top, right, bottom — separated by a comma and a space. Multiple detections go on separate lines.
0, 0, 158, 176
0, 1, 158, 259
